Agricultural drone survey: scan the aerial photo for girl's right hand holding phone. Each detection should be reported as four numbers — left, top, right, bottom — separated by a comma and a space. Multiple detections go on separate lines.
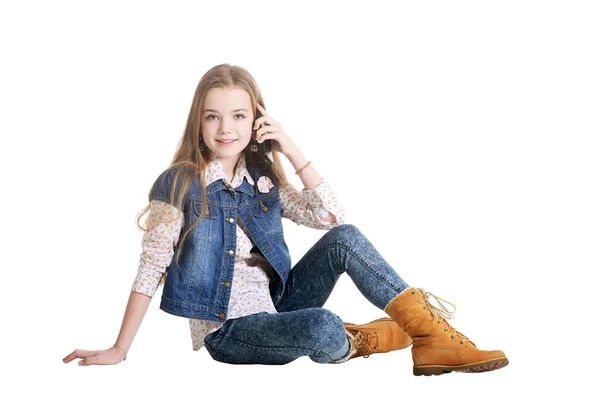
63, 345, 126, 366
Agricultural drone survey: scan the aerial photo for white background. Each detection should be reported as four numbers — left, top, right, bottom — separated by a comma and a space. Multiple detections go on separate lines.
1, 0, 598, 397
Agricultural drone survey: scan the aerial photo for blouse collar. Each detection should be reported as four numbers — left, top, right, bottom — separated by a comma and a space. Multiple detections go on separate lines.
204, 151, 255, 188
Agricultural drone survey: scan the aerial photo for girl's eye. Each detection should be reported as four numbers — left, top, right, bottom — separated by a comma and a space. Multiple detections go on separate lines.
205, 114, 246, 120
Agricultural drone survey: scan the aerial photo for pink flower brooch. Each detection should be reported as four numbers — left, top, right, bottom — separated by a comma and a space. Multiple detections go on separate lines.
257, 176, 274, 193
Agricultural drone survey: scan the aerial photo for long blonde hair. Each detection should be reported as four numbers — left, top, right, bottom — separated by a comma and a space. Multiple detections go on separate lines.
136, 63, 291, 287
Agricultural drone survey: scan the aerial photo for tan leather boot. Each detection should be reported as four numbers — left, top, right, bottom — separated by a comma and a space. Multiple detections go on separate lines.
343, 317, 412, 360
384, 288, 509, 376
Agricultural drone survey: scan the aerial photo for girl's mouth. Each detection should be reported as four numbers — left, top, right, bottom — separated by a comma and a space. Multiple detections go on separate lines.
217, 139, 238, 145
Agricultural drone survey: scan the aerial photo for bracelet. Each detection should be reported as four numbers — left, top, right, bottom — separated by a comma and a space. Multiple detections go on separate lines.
113, 344, 127, 361
295, 160, 311, 176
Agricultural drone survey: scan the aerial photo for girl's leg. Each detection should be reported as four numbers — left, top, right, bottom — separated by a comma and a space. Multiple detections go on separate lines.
271, 223, 410, 313
269, 224, 507, 374
203, 308, 352, 365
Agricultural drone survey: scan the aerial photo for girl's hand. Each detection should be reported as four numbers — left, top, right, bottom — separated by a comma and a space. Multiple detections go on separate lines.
62, 346, 126, 366
254, 103, 298, 157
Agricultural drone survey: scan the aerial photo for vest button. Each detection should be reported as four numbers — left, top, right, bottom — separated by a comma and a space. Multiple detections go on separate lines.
223, 281, 230, 287
227, 249, 234, 256
265, 244, 270, 249
247, 216, 252, 220
262, 205, 268, 211
228, 217, 235, 223
218, 313, 225, 319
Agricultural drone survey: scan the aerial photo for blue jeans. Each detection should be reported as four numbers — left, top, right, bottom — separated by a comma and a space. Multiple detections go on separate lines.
203, 224, 410, 365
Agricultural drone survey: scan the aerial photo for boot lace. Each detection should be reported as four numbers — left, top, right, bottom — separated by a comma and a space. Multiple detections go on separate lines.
418, 289, 472, 346
353, 331, 380, 358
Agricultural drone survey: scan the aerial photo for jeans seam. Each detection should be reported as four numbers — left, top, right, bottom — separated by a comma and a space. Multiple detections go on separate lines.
278, 240, 401, 308
318, 240, 403, 291
337, 240, 403, 292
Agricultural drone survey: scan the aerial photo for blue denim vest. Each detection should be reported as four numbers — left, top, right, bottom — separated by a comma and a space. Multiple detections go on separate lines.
148, 162, 291, 322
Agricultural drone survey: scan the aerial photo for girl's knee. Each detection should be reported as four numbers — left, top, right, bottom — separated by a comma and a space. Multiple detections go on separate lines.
303, 309, 350, 363
310, 308, 342, 326
305, 309, 347, 350
324, 223, 362, 243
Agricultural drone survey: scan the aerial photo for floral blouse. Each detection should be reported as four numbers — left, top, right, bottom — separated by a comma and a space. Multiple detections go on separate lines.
131, 151, 346, 354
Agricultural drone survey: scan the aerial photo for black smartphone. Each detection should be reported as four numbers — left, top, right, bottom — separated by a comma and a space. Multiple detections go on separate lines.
254, 108, 273, 164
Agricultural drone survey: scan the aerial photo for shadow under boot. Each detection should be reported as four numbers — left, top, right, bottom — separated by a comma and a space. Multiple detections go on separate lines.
384, 288, 509, 376
343, 317, 413, 360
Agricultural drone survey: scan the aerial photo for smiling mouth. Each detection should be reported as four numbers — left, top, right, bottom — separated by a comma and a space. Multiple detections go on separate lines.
217, 139, 238, 146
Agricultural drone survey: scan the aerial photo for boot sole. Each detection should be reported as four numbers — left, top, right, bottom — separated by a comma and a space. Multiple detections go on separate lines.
343, 316, 395, 327
413, 357, 509, 376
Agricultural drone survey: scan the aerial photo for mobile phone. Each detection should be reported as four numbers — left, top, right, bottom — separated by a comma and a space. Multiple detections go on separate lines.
253, 108, 273, 164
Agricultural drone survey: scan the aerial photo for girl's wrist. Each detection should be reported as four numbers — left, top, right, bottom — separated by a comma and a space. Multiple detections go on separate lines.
283, 144, 300, 159
113, 344, 127, 361
284, 146, 307, 169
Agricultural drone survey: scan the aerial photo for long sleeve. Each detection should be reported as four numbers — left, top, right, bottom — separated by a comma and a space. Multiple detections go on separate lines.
131, 200, 184, 298
279, 177, 346, 230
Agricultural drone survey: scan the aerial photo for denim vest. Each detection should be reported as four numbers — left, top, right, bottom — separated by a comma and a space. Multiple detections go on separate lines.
148, 162, 291, 322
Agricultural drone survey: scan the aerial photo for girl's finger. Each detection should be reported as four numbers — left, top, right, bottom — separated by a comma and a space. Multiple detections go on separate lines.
63, 349, 100, 362
254, 115, 269, 130
256, 126, 277, 140
79, 354, 103, 366
258, 132, 275, 143
254, 103, 270, 127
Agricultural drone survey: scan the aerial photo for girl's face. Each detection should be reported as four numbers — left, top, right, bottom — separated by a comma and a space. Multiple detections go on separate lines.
201, 86, 254, 162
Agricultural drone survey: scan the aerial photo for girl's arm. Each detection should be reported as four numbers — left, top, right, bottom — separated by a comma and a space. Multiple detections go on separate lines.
131, 201, 183, 297
280, 146, 345, 229
63, 290, 151, 366
64, 201, 182, 366
114, 290, 152, 356
126, 200, 184, 352
279, 178, 346, 228
284, 146, 322, 190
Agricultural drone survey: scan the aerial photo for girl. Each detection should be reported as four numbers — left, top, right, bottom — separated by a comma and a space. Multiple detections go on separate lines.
63, 63, 508, 376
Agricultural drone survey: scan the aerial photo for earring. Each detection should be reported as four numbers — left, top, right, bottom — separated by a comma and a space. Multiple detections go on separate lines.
199, 137, 205, 151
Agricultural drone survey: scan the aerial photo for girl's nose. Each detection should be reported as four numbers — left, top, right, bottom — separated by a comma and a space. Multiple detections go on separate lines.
220, 121, 233, 133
